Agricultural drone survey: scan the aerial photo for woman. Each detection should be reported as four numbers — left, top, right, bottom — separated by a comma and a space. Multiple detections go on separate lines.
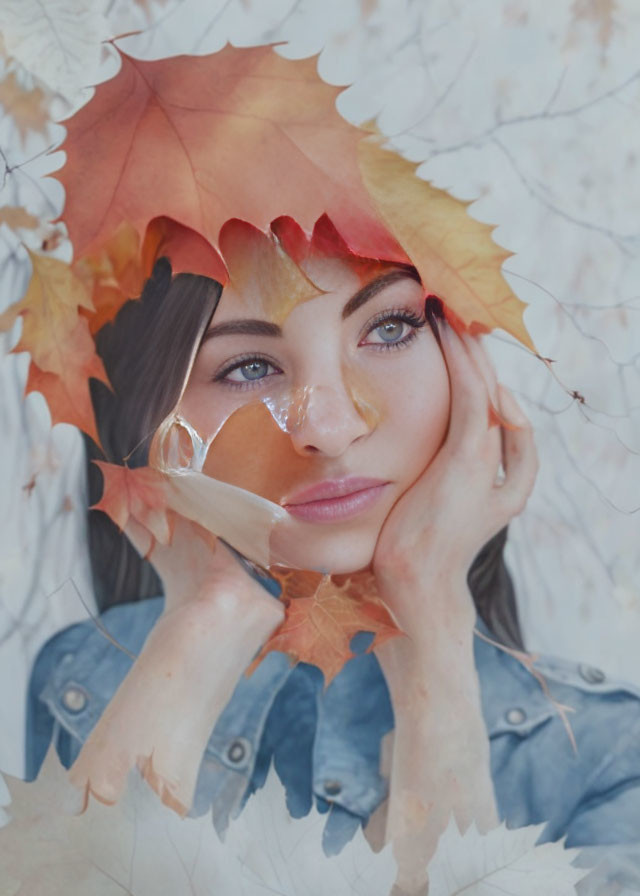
23, 46, 640, 896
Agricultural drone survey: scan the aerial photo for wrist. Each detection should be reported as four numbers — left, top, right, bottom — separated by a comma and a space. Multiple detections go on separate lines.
375, 539, 469, 593
157, 584, 284, 660
377, 633, 481, 709
375, 568, 476, 646
375, 583, 482, 717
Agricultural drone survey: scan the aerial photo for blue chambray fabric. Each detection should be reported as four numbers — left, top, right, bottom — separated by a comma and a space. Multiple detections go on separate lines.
25, 591, 640, 881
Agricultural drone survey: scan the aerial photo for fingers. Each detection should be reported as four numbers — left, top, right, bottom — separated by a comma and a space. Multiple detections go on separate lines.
495, 384, 539, 516
440, 326, 487, 447
440, 327, 499, 472
459, 330, 499, 409
439, 325, 537, 518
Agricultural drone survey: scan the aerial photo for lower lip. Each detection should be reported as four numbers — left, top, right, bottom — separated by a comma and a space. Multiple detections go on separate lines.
283, 484, 388, 523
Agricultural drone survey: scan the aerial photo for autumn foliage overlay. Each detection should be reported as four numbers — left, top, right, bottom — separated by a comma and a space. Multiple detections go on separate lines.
0, 43, 538, 682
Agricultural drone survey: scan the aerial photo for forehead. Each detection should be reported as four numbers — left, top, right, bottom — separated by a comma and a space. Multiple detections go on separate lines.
213, 254, 420, 327
213, 256, 354, 321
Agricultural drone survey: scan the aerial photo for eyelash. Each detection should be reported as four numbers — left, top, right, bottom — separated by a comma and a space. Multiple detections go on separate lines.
213, 307, 426, 390
358, 307, 426, 350
213, 353, 283, 391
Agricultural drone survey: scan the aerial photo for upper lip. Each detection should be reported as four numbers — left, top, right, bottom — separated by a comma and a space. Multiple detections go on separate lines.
282, 477, 389, 505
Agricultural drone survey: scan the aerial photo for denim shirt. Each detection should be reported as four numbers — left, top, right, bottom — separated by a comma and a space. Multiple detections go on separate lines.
25, 592, 640, 881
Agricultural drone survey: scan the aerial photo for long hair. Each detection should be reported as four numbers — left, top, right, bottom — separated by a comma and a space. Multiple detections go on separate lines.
86, 258, 525, 649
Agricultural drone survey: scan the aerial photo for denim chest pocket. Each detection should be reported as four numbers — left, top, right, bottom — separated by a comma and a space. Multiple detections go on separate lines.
488, 701, 556, 738
38, 645, 129, 751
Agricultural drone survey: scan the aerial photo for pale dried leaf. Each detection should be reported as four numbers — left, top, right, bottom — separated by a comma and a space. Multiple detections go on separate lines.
0, 745, 397, 896
1, 0, 111, 99
224, 766, 398, 896
426, 814, 589, 896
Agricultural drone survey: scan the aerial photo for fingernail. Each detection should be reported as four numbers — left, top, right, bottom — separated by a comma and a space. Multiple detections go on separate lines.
499, 384, 527, 426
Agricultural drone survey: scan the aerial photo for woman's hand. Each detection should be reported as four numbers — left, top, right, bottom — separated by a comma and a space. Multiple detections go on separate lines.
372, 324, 539, 634
370, 325, 538, 895
68, 516, 283, 816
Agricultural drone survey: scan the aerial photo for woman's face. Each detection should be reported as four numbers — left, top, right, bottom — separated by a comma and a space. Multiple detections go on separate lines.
177, 256, 451, 574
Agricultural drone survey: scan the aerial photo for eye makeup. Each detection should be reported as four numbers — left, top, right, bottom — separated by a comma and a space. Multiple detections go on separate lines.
212, 353, 283, 390
359, 306, 426, 349
211, 304, 427, 390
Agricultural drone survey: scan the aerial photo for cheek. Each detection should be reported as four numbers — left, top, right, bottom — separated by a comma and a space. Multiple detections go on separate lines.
178, 383, 232, 443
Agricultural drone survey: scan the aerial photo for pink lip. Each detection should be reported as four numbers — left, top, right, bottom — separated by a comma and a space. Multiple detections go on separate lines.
283, 477, 389, 523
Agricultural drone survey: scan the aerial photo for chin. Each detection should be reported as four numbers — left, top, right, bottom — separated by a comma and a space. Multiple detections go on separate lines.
269, 521, 376, 575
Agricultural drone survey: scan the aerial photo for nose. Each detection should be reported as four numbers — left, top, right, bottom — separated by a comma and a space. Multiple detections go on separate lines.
286, 383, 373, 457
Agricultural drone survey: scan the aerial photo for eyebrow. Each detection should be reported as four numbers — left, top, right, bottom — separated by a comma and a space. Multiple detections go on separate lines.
341, 268, 420, 320
201, 319, 282, 340
201, 267, 421, 341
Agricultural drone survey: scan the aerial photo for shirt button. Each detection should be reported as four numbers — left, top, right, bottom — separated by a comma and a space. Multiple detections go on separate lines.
61, 686, 88, 713
505, 707, 527, 725
579, 663, 605, 684
226, 738, 249, 764
323, 779, 342, 797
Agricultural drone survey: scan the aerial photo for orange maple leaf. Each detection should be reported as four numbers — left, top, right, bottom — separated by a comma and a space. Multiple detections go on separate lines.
92, 462, 173, 551
247, 568, 403, 686
74, 222, 147, 335
25, 319, 108, 445
52, 44, 536, 350
0, 252, 109, 442
0, 251, 94, 376
0, 72, 48, 145
53, 45, 404, 276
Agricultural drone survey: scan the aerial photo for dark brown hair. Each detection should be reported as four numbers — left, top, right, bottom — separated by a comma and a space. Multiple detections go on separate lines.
86, 259, 524, 649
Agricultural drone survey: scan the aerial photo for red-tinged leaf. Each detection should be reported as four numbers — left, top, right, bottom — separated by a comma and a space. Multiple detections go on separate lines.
272, 211, 408, 294
141, 216, 228, 284
247, 569, 403, 686
92, 462, 173, 550
219, 218, 323, 324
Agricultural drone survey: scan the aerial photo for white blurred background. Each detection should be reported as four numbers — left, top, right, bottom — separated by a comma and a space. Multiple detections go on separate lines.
1, 0, 639, 782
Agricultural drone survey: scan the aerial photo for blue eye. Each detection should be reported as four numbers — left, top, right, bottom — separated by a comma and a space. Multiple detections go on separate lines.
234, 359, 270, 380
361, 309, 426, 348
374, 319, 406, 343
215, 355, 280, 388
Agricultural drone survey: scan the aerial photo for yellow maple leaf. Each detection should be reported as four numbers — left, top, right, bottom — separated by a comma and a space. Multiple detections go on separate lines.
25, 320, 108, 446
357, 137, 537, 353
0, 250, 94, 376
1, 252, 109, 443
